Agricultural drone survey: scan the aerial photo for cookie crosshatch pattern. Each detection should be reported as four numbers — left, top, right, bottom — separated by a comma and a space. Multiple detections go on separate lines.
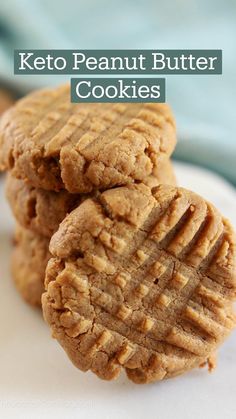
1, 80, 235, 386
0, 85, 176, 193
42, 184, 236, 384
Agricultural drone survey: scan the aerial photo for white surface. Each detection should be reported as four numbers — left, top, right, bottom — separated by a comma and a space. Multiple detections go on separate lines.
0, 162, 236, 419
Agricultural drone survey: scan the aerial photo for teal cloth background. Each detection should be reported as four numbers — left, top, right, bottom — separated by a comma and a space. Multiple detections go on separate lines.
0, 0, 235, 184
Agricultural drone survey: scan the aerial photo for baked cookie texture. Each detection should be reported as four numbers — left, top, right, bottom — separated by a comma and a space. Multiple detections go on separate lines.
6, 159, 176, 238
12, 225, 50, 306
0, 85, 176, 192
6, 174, 81, 238
42, 183, 236, 384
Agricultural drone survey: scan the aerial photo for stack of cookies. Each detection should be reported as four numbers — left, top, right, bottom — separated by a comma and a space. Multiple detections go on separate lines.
1, 85, 177, 306
0, 84, 235, 384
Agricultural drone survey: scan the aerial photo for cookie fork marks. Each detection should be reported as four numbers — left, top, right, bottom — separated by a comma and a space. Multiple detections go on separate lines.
0, 87, 176, 192
43, 183, 236, 383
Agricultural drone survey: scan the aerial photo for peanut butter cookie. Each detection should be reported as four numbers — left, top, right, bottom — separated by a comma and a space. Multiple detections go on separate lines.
42, 183, 236, 383
0, 85, 176, 192
6, 158, 176, 238
6, 175, 81, 238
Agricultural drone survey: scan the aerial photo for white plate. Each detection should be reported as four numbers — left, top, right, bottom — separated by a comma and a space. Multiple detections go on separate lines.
1, 162, 236, 419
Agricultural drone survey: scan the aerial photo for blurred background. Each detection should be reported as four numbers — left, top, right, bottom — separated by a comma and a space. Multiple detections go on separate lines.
0, 0, 235, 184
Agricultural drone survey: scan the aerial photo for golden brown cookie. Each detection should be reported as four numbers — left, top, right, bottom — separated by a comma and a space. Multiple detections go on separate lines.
142, 157, 176, 189
42, 183, 236, 384
12, 225, 50, 306
0, 85, 176, 192
6, 175, 81, 238
6, 158, 176, 238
